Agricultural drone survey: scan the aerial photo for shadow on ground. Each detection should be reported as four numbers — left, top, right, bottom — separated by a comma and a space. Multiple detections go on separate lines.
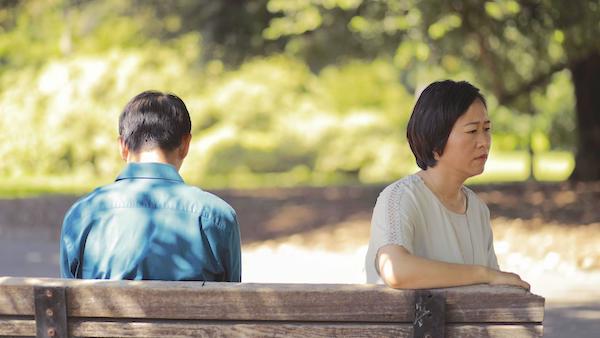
0, 181, 598, 244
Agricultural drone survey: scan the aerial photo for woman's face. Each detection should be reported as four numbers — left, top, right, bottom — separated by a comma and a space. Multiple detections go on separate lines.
435, 99, 491, 178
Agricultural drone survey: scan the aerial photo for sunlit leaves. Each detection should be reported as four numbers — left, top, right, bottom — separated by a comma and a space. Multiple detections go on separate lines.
393, 41, 429, 68
0, 0, 589, 187
427, 14, 461, 40
264, 0, 361, 39
0, 27, 204, 178
552, 30, 564, 44
484, 0, 521, 21
349, 15, 369, 32
314, 59, 411, 116
263, 6, 322, 39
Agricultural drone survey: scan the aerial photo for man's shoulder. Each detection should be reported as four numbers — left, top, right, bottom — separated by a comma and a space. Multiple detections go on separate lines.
63, 186, 106, 220
179, 185, 237, 228
186, 186, 235, 214
64, 181, 237, 225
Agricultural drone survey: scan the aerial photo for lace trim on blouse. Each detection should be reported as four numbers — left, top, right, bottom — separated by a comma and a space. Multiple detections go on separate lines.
382, 177, 415, 252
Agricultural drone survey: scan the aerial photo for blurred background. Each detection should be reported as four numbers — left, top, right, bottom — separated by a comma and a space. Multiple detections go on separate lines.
0, 0, 599, 337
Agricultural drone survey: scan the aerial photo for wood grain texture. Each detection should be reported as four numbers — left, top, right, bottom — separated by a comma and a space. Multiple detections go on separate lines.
0, 316, 34, 337
0, 277, 544, 323
0, 318, 543, 338
446, 324, 543, 338
71, 320, 412, 338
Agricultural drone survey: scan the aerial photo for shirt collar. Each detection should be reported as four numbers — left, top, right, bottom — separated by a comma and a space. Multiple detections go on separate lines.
116, 162, 184, 183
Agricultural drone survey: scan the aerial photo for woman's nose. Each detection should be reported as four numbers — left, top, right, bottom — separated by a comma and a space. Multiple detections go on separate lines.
478, 132, 491, 148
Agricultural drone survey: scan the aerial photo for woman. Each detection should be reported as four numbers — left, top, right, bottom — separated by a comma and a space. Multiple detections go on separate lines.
365, 80, 529, 289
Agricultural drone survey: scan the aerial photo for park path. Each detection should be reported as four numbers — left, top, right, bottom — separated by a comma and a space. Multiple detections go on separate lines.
1, 182, 599, 337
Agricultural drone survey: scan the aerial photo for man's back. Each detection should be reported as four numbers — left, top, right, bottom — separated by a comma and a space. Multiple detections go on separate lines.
60, 162, 241, 281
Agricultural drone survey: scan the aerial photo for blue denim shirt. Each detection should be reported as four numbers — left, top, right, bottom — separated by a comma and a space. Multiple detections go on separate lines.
60, 162, 241, 281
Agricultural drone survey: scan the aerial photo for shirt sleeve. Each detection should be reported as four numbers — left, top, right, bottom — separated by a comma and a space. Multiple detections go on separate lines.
202, 207, 242, 282
59, 207, 81, 279
371, 183, 416, 254
224, 213, 242, 282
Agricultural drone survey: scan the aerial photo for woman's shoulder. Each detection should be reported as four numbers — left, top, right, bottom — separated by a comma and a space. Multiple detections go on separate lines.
378, 174, 426, 203
381, 174, 422, 193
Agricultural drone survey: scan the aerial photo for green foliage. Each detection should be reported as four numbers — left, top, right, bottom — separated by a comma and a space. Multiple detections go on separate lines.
262, 0, 593, 152
0, 38, 202, 176
530, 70, 576, 151
0, 0, 584, 193
181, 56, 415, 186
0, 0, 205, 180
0, 33, 417, 188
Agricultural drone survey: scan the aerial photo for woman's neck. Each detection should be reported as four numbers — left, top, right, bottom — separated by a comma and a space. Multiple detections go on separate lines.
417, 166, 467, 213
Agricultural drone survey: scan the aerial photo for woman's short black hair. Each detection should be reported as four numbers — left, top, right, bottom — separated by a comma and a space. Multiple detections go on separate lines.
407, 80, 486, 170
119, 90, 191, 153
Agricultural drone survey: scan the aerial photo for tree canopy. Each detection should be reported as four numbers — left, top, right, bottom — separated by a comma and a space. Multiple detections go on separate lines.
261, 0, 600, 180
0, 0, 596, 191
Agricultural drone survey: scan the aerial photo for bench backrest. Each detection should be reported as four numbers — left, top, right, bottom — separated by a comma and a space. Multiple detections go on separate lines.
0, 277, 544, 337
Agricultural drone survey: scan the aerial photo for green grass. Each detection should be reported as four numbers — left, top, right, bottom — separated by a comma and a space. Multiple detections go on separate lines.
0, 151, 575, 198
468, 151, 531, 184
0, 176, 103, 198
533, 151, 575, 181
467, 150, 574, 185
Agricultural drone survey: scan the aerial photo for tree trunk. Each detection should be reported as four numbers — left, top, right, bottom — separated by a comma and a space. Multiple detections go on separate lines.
569, 52, 600, 181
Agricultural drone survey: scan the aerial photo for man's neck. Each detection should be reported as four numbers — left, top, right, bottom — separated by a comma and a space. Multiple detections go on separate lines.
127, 149, 181, 171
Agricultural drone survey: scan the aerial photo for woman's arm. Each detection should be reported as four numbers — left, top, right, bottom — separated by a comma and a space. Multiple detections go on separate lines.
377, 244, 530, 290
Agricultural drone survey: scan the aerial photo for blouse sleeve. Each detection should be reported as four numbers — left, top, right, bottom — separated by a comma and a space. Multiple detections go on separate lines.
370, 182, 416, 254
482, 203, 500, 270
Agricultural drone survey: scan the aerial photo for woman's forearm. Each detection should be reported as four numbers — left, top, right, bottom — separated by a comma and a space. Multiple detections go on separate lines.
377, 244, 528, 289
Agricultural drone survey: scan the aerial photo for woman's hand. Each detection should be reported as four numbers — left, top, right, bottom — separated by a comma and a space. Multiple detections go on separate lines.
486, 268, 530, 290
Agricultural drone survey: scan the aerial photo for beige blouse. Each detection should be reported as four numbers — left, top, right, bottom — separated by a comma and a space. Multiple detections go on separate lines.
365, 174, 499, 284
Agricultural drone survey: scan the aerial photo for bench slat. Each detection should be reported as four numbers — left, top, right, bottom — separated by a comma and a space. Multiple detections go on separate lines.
0, 316, 34, 337
0, 318, 543, 338
0, 277, 544, 323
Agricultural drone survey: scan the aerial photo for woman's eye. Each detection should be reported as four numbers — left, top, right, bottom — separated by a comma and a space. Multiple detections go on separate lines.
484, 127, 491, 132
467, 130, 477, 134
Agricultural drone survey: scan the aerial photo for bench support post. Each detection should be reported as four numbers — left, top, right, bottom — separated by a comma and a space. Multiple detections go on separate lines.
413, 291, 445, 338
34, 286, 68, 338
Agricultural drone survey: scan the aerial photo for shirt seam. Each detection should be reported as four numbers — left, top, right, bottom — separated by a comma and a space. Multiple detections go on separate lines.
78, 203, 203, 216
200, 211, 231, 232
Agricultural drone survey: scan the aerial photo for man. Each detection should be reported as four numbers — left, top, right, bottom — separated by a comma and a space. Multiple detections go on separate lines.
60, 91, 241, 281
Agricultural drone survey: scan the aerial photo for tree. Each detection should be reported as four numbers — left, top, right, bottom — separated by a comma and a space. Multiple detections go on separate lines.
261, 0, 600, 180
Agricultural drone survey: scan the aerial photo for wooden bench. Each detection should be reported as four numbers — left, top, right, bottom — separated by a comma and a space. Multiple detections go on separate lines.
0, 277, 544, 337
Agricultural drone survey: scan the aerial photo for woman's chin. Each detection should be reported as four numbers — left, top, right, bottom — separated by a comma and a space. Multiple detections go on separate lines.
470, 166, 486, 177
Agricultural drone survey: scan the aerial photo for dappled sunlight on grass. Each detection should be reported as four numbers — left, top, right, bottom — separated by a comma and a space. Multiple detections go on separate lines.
469, 151, 530, 183
0, 175, 105, 198
468, 150, 574, 184
0, 150, 578, 199
534, 151, 575, 181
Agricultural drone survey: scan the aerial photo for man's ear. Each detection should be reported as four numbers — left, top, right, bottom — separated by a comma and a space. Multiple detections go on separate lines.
178, 133, 192, 160
118, 137, 129, 161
